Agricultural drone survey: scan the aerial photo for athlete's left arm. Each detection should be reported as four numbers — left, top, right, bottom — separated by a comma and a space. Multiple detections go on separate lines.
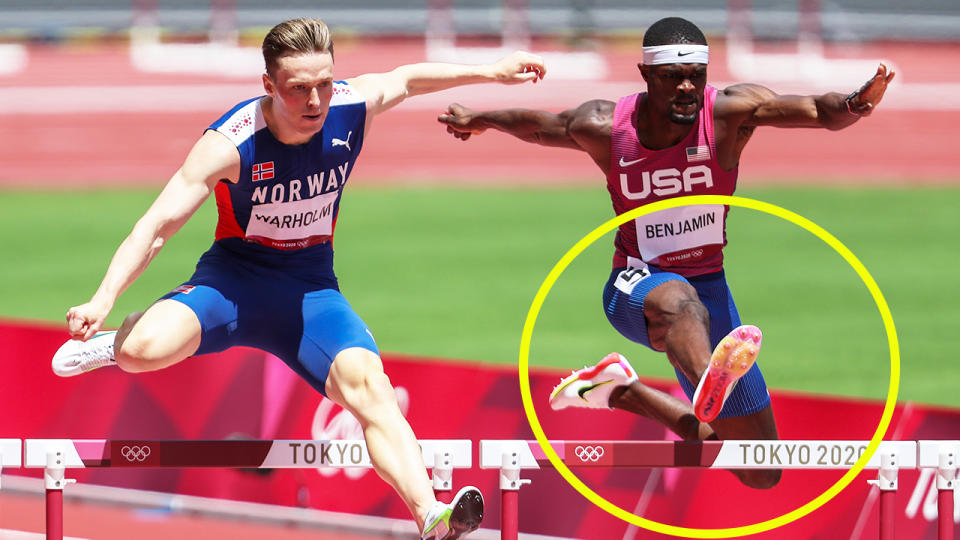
345, 51, 545, 134
721, 63, 895, 131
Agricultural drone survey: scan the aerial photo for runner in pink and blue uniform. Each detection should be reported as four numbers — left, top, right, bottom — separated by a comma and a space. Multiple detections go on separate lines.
51, 18, 545, 540
439, 16, 893, 488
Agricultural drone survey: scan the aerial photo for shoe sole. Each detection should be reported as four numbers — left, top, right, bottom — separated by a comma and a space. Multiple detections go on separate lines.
548, 353, 633, 405
692, 325, 762, 423
442, 487, 484, 540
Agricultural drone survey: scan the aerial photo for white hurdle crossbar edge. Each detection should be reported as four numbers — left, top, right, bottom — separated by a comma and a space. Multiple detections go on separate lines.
480, 440, 959, 540
0, 439, 24, 490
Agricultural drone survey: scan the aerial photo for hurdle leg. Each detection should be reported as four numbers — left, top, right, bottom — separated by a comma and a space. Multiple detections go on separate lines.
432, 450, 453, 502
44, 450, 75, 540
873, 452, 899, 540
938, 448, 958, 540
500, 451, 530, 540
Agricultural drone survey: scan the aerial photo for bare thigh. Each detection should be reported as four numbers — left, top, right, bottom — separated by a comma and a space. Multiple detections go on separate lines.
115, 299, 202, 372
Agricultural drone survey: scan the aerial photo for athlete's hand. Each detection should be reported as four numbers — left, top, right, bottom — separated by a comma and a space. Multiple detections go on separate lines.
66, 300, 111, 341
492, 51, 546, 84
846, 63, 895, 117
438, 103, 485, 141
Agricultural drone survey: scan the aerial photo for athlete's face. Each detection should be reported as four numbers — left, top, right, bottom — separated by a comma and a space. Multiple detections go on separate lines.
639, 62, 707, 125
263, 52, 335, 137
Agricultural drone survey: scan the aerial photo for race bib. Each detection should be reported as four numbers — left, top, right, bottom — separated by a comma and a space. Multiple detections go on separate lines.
246, 191, 338, 248
633, 204, 724, 262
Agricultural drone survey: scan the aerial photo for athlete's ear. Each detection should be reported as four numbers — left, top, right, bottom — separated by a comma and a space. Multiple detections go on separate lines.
262, 73, 276, 97
638, 63, 649, 82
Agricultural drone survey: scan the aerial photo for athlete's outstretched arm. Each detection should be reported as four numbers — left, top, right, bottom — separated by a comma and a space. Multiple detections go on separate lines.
346, 51, 545, 134
721, 63, 895, 131
65, 131, 239, 341
438, 99, 614, 164
437, 103, 577, 147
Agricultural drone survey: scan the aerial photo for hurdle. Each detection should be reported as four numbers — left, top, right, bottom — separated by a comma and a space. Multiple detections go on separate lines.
919, 440, 960, 540
480, 439, 953, 540
23, 438, 471, 540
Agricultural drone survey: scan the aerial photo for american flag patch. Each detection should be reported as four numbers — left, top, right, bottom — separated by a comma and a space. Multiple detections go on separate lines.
174, 285, 195, 295
686, 146, 710, 162
252, 161, 275, 181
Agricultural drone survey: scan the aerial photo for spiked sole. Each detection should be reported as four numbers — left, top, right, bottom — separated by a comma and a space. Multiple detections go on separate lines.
442, 487, 484, 540
692, 325, 763, 423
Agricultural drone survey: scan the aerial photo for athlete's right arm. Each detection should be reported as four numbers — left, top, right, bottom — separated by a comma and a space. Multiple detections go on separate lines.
66, 130, 240, 341
437, 100, 613, 169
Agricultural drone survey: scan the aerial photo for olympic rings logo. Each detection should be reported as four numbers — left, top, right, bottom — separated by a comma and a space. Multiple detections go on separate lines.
121, 445, 151, 462
574, 445, 605, 462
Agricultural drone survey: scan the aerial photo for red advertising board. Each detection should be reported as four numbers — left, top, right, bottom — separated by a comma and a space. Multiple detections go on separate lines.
1, 319, 957, 538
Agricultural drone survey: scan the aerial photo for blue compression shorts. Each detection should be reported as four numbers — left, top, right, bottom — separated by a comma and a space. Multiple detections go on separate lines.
602, 266, 770, 418
160, 243, 378, 396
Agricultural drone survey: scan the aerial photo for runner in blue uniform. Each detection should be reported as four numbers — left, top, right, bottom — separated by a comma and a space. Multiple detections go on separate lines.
51, 18, 545, 540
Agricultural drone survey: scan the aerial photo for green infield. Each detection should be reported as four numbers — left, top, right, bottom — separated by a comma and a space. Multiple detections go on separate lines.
1, 185, 956, 407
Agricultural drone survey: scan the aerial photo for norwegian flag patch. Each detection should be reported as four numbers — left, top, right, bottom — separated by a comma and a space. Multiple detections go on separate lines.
686, 146, 710, 162
173, 285, 195, 295
252, 161, 275, 181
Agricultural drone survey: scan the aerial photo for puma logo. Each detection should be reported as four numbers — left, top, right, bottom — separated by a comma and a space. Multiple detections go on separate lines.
332, 131, 352, 151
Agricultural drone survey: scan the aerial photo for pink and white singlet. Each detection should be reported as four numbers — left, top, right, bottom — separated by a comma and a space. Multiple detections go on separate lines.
607, 85, 738, 277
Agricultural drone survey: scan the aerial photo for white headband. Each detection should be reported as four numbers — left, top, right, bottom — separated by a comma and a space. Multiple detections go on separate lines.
642, 44, 709, 65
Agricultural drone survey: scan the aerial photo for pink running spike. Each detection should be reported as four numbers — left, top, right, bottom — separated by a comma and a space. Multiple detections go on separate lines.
692, 325, 763, 423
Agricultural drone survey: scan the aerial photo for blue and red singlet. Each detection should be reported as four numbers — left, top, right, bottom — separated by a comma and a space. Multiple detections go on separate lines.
161, 82, 378, 395
208, 82, 366, 281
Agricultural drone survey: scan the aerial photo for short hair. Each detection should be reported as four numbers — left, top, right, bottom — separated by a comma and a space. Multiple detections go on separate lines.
262, 18, 334, 76
642, 17, 707, 47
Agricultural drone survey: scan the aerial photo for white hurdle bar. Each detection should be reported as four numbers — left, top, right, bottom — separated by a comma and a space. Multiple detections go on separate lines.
0, 438, 23, 490
480, 440, 931, 540
23, 439, 471, 540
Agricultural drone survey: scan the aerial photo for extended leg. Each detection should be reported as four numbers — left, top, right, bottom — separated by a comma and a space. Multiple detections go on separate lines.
325, 347, 482, 539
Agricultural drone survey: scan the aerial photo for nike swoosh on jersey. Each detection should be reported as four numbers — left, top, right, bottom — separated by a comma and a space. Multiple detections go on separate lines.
619, 156, 646, 167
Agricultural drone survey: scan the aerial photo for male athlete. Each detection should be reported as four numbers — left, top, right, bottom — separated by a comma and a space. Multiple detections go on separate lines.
438, 17, 893, 488
51, 18, 545, 539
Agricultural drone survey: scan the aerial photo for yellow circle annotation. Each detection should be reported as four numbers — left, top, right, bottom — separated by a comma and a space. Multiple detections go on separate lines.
517, 194, 900, 538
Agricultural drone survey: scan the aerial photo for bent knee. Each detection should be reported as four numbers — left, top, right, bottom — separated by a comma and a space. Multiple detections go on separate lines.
344, 370, 396, 411
647, 281, 707, 323
115, 322, 188, 373
115, 330, 163, 372
737, 469, 781, 490
328, 350, 398, 410
115, 303, 199, 372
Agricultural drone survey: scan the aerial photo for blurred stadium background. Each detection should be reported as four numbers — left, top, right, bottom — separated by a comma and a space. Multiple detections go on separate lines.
1, 1, 959, 539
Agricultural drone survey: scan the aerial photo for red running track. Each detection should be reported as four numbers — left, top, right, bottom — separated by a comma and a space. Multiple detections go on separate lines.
0, 491, 392, 540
